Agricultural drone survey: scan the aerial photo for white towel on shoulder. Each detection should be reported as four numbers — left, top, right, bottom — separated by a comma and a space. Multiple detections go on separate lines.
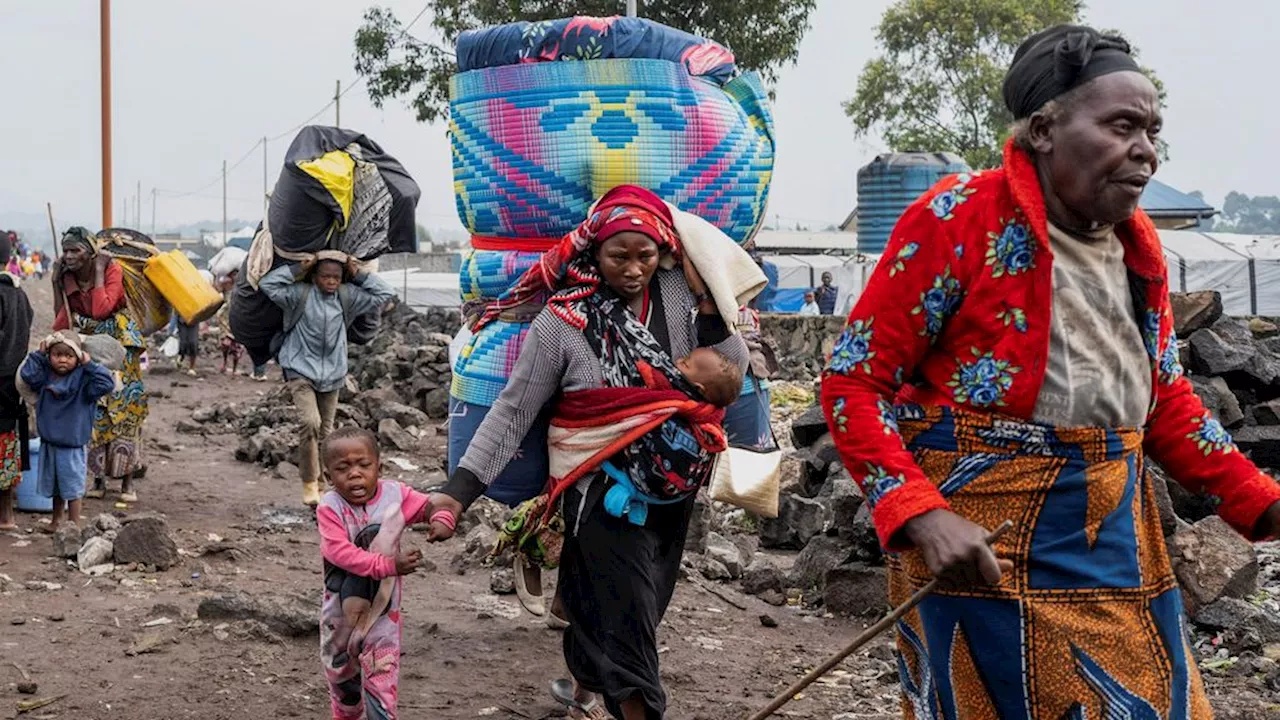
664, 202, 767, 332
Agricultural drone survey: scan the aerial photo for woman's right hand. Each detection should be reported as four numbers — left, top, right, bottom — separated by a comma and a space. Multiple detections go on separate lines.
93, 252, 112, 275
903, 509, 1012, 587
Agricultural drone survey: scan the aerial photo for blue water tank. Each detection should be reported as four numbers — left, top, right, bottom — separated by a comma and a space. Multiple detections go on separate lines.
856, 152, 970, 254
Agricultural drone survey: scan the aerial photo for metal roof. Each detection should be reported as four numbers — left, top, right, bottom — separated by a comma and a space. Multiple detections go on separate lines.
1140, 179, 1216, 218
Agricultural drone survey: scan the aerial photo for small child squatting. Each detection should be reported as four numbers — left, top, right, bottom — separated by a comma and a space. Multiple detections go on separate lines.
19, 332, 114, 530
316, 427, 457, 720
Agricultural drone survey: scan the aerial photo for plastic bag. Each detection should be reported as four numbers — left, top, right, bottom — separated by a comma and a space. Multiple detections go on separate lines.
160, 336, 179, 358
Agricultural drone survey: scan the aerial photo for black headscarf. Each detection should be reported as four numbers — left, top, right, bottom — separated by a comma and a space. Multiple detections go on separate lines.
1003, 25, 1141, 120
61, 227, 97, 256
0, 232, 10, 267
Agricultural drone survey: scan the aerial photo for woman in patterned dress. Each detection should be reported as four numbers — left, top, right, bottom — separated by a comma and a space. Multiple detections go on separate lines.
53, 228, 148, 503
821, 25, 1280, 718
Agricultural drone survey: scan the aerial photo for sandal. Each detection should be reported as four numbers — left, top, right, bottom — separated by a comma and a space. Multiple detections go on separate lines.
514, 554, 546, 617
119, 492, 138, 503
550, 679, 613, 720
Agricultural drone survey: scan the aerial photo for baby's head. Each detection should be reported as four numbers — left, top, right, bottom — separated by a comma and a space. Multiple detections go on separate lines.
312, 259, 344, 295
676, 348, 744, 408
44, 332, 86, 377
322, 426, 381, 505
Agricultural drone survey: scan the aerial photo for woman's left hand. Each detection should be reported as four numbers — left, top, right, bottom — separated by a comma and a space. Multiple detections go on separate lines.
1257, 500, 1280, 539
681, 254, 709, 300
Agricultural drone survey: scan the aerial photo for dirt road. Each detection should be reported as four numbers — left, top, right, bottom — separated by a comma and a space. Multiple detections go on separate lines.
1, 282, 901, 720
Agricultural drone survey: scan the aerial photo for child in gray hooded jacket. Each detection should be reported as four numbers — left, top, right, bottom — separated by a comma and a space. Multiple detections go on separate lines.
261, 255, 395, 507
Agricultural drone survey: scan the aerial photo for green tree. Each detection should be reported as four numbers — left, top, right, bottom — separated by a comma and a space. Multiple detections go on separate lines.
1214, 192, 1280, 234
415, 222, 433, 248
354, 0, 816, 124
845, 0, 1164, 169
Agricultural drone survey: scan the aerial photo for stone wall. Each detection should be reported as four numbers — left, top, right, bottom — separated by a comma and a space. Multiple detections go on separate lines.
759, 313, 846, 381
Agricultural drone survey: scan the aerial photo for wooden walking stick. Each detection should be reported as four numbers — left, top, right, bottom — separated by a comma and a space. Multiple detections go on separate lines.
746, 520, 1013, 720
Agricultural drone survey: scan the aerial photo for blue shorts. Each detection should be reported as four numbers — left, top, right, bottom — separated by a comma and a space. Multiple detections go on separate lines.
447, 398, 549, 508
37, 444, 87, 501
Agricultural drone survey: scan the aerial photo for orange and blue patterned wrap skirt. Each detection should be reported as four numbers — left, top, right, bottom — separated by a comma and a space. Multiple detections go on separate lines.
889, 405, 1211, 719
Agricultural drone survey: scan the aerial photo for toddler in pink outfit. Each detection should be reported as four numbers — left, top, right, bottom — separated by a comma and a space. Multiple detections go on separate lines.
316, 427, 456, 720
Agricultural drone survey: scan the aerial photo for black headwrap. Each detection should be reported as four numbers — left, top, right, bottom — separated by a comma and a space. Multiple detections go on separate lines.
1003, 25, 1141, 120
61, 227, 97, 256
0, 232, 10, 266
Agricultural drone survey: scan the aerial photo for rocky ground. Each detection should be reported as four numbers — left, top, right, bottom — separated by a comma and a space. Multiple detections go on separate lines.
2, 284, 1279, 719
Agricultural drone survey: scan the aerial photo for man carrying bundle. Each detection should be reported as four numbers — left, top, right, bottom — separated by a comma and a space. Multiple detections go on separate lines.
261, 253, 395, 507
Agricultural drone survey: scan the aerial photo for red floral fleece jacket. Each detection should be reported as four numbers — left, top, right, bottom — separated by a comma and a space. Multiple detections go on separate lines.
821, 140, 1280, 550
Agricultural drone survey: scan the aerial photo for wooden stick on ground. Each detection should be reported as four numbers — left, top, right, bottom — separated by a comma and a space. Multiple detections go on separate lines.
746, 520, 1013, 720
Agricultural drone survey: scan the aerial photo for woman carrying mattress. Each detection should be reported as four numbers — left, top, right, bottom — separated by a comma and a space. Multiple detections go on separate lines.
434, 185, 748, 720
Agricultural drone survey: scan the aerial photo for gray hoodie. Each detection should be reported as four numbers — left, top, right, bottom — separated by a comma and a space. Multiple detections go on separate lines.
260, 264, 395, 392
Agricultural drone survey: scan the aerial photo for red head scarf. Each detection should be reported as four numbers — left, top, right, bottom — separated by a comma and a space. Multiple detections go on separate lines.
472, 186, 680, 332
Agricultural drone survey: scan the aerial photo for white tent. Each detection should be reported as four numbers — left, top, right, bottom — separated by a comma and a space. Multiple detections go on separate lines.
1160, 231, 1280, 316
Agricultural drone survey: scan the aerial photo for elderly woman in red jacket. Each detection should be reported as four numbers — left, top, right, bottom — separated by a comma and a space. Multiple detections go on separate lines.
53, 228, 148, 503
822, 25, 1280, 718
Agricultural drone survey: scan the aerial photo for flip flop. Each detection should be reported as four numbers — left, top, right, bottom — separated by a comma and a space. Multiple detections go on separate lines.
119, 492, 138, 503
514, 554, 546, 617
550, 680, 612, 720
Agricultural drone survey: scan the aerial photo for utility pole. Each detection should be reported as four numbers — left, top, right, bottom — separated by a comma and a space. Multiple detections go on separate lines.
121, 198, 127, 228
262, 136, 269, 215
151, 188, 157, 237
222, 160, 228, 246
335, 80, 341, 128
626, 0, 637, 16
135, 180, 141, 232
100, 0, 112, 228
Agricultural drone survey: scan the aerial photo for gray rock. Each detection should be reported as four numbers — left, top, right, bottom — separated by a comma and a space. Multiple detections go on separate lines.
367, 398, 430, 431
1151, 463, 1216, 524
197, 591, 320, 637
1169, 515, 1259, 615
685, 496, 712, 555
843, 503, 883, 562
1190, 376, 1245, 428
823, 562, 888, 616
113, 517, 180, 571
789, 535, 854, 590
51, 524, 82, 559
92, 513, 122, 533
1170, 291, 1223, 337
1189, 326, 1254, 376
1194, 597, 1280, 650
700, 558, 732, 581
758, 493, 831, 550
1149, 470, 1178, 538
1251, 399, 1280, 426
704, 532, 744, 579
191, 406, 219, 424
77, 537, 114, 571
275, 461, 300, 481
489, 568, 516, 595
424, 388, 451, 420
175, 419, 204, 435
790, 405, 830, 450
377, 418, 418, 453
741, 565, 785, 596
1232, 426, 1280, 468
451, 524, 502, 574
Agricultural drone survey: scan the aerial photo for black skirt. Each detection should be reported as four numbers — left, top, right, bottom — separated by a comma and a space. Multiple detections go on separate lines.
558, 482, 696, 720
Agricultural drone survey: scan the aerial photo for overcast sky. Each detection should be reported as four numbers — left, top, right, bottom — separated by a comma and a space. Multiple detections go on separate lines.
1, 0, 1276, 236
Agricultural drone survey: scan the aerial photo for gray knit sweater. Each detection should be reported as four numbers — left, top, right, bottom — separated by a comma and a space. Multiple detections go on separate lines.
447, 269, 748, 506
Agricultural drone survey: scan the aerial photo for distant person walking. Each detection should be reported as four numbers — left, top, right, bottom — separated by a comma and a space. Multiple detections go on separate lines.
0, 233, 33, 531
53, 228, 149, 503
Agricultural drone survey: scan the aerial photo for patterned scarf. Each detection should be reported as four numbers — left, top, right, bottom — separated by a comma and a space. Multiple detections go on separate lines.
577, 287, 720, 500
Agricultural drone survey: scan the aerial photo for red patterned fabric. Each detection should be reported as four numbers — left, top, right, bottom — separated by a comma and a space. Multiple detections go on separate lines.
821, 140, 1280, 551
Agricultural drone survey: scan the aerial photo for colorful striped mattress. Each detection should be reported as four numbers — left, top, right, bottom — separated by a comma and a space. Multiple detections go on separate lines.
458, 249, 544, 302
451, 319, 532, 407
457, 16, 736, 86
449, 58, 774, 246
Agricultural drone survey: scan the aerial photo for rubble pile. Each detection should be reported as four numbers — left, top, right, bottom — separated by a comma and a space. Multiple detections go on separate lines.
52, 513, 181, 575
220, 301, 461, 469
